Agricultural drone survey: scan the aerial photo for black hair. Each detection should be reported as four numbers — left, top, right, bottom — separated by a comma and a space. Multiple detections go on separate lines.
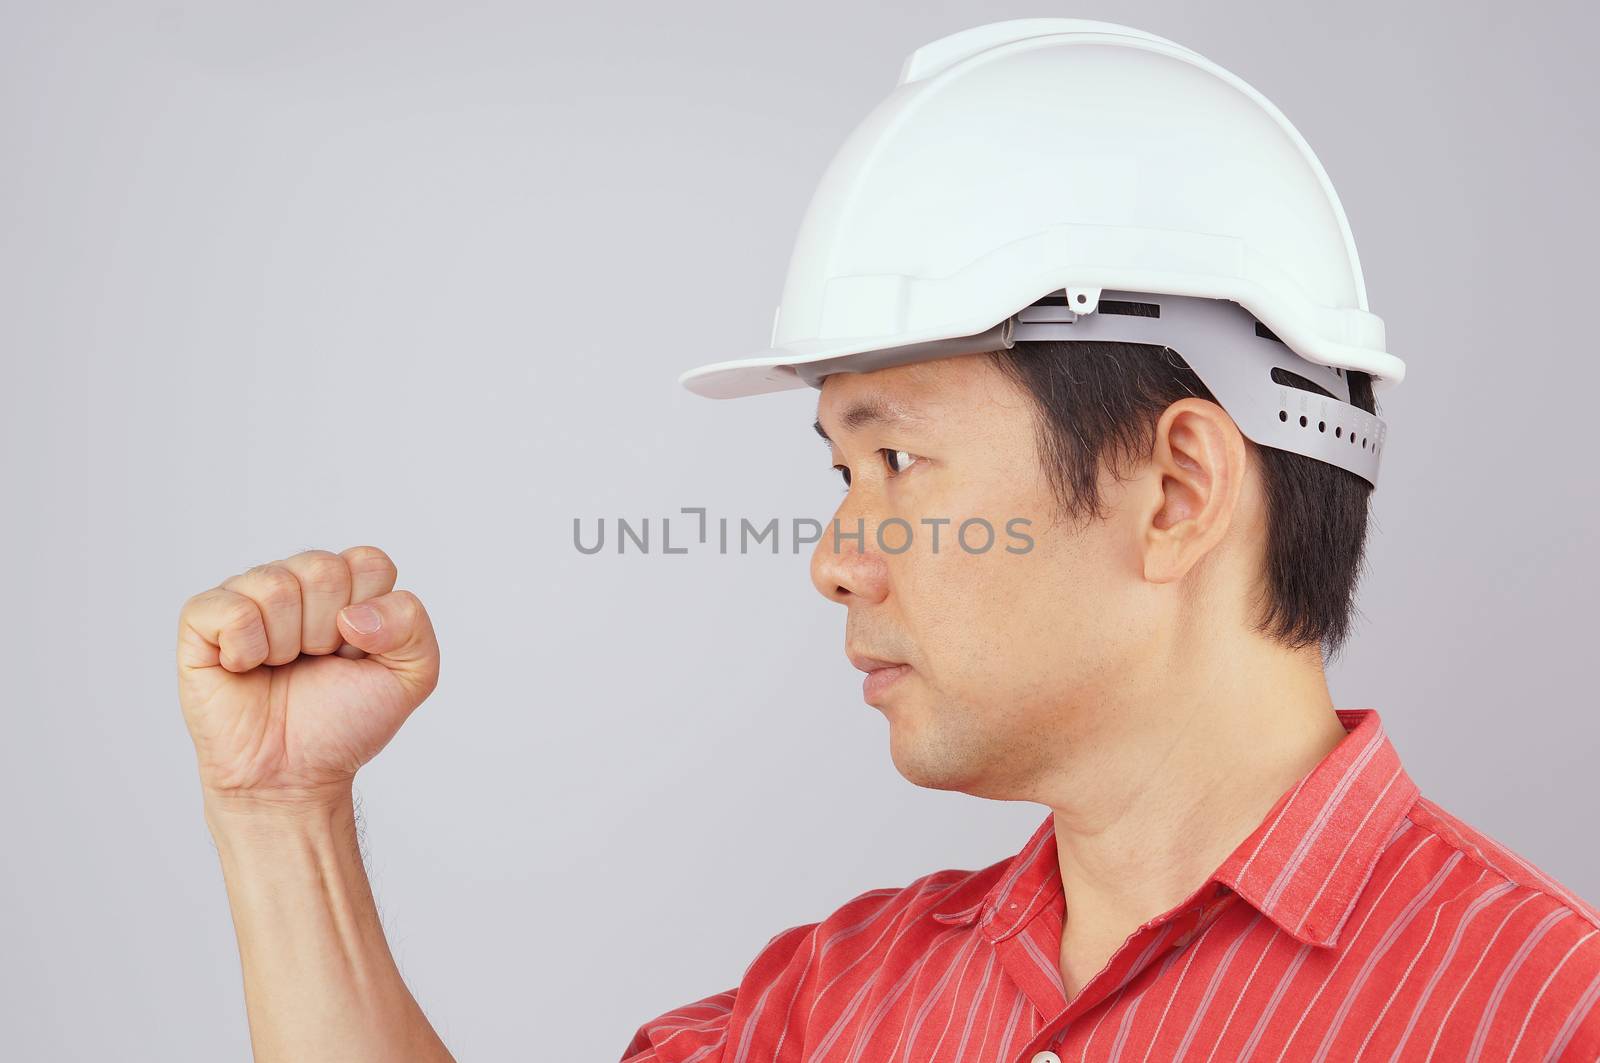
987, 340, 1377, 662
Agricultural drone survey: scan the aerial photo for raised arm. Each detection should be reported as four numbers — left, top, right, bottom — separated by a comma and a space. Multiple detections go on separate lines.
176, 546, 453, 1062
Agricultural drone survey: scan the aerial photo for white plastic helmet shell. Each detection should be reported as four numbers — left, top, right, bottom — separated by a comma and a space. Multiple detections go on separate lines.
679, 18, 1404, 400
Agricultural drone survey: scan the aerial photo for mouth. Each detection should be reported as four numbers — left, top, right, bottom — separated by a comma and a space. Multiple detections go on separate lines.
847, 649, 913, 706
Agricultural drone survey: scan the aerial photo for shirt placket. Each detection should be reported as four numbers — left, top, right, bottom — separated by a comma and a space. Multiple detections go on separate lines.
999, 879, 1238, 1062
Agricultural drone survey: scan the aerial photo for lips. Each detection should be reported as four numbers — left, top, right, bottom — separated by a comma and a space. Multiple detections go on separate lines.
848, 650, 907, 674
848, 648, 913, 705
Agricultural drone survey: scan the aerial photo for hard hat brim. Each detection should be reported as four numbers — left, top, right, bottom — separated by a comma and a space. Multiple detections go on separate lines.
679, 285, 1406, 400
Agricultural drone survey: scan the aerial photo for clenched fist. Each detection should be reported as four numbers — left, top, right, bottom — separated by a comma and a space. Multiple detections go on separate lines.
176, 546, 440, 806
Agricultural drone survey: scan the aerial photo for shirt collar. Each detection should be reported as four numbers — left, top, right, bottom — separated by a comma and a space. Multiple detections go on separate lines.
929, 708, 1419, 950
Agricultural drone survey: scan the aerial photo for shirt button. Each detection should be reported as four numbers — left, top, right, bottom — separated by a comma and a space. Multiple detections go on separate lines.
1031, 1053, 1062, 1063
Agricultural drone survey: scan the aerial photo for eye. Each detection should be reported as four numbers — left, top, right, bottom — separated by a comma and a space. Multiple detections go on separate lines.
882, 448, 921, 475
832, 464, 852, 489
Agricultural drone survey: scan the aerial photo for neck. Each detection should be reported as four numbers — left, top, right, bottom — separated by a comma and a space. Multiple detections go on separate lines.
1046, 632, 1349, 954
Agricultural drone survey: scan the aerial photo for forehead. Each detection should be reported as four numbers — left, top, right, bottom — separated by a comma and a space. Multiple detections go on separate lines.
813, 352, 1027, 437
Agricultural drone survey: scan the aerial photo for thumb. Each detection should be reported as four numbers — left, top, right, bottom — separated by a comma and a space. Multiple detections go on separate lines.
336, 590, 441, 698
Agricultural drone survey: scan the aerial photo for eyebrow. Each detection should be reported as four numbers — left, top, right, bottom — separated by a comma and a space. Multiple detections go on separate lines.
812, 398, 921, 444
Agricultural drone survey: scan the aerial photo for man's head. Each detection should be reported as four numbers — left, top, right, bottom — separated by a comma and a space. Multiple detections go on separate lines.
674, 21, 1401, 805
810, 343, 1377, 798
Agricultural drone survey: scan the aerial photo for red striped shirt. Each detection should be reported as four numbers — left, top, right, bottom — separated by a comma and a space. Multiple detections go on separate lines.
621, 708, 1600, 1062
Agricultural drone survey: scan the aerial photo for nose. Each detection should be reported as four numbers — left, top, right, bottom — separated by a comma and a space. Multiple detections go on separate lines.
810, 510, 891, 606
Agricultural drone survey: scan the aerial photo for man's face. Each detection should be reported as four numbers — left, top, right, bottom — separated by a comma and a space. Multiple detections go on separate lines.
811, 352, 1167, 798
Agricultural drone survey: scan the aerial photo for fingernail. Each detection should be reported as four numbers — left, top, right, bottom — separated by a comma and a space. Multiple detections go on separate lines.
341, 603, 382, 634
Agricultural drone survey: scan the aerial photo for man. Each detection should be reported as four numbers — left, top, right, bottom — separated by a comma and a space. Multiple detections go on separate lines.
175, 18, 1600, 1062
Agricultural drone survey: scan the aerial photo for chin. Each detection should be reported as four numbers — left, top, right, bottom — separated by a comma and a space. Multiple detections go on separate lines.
887, 734, 980, 794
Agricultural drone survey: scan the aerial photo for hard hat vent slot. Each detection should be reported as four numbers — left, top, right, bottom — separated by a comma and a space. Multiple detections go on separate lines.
1254, 321, 1283, 343
1030, 293, 1162, 318
1098, 299, 1161, 318
1270, 367, 1336, 400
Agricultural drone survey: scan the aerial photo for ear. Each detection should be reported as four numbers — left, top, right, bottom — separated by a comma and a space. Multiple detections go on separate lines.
1141, 398, 1249, 584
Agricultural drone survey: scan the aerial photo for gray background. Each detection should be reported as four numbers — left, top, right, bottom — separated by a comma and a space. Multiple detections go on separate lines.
2, 1, 1595, 1059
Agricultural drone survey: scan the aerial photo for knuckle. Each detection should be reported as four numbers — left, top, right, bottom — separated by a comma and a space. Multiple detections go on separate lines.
218, 593, 262, 632
179, 588, 215, 618
298, 552, 350, 592
343, 545, 396, 578
252, 566, 301, 611
390, 588, 424, 617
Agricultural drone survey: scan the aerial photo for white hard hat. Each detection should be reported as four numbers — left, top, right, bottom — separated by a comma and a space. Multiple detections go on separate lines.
679, 19, 1399, 485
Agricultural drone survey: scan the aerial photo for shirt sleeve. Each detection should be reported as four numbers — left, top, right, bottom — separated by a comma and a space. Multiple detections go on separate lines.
617, 985, 738, 1063
616, 919, 822, 1063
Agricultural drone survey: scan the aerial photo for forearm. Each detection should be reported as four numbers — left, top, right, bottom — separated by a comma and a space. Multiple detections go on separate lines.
205, 790, 454, 1063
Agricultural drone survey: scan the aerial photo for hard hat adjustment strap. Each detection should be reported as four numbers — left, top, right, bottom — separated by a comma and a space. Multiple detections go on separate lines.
1008, 289, 1385, 486
791, 289, 1386, 486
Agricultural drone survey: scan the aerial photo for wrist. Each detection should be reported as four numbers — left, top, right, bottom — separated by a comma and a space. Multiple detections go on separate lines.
202, 784, 355, 840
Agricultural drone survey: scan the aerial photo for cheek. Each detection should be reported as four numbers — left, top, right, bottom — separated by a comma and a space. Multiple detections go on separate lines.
887, 453, 1120, 694
899, 520, 1129, 701
891, 536, 1024, 653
